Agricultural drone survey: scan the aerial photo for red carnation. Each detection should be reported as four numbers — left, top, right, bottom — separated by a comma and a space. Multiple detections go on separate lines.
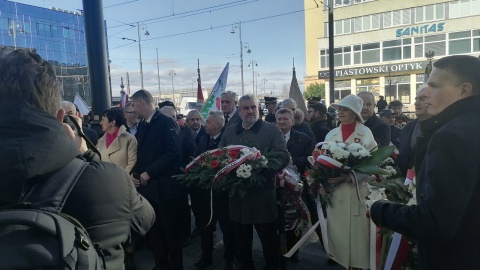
211, 160, 219, 169
212, 150, 222, 157
229, 150, 239, 159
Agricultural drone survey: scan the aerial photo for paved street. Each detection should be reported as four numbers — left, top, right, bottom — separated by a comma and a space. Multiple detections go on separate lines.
135, 222, 344, 270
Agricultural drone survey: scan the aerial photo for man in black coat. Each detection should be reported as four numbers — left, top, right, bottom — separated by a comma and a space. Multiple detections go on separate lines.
379, 109, 403, 149
397, 85, 432, 176
219, 95, 290, 270
132, 90, 187, 270
376, 95, 387, 112
307, 103, 331, 144
192, 111, 236, 270
358, 91, 391, 148
371, 55, 480, 269
0, 49, 155, 269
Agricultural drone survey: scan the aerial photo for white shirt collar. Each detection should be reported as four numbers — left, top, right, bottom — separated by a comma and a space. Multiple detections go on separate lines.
212, 132, 222, 140
227, 107, 237, 118
284, 130, 291, 142
145, 110, 156, 123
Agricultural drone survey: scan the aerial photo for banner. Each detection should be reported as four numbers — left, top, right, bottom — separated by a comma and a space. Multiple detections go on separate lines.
200, 62, 229, 119
73, 93, 90, 116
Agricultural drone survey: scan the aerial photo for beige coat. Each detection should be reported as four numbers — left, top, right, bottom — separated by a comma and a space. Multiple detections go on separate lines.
324, 122, 377, 269
97, 125, 137, 173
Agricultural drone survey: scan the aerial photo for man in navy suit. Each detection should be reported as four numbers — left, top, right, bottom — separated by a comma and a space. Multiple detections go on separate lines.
221, 91, 241, 129
186, 110, 206, 147
192, 111, 236, 270
131, 90, 187, 270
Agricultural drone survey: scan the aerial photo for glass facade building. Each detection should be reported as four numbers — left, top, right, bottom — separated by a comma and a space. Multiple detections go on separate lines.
0, 0, 101, 106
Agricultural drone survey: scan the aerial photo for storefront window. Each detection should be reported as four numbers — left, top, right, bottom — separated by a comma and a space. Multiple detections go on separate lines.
384, 75, 411, 104
356, 78, 380, 96
334, 80, 351, 103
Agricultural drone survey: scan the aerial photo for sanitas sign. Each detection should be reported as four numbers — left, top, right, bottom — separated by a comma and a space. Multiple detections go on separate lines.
396, 22, 445, 37
318, 61, 425, 79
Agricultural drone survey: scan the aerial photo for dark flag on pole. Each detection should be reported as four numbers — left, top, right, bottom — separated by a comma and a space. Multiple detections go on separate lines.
197, 59, 204, 103
289, 58, 308, 117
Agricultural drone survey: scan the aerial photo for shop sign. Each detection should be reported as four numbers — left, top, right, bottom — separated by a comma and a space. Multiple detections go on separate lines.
318, 61, 425, 79
396, 22, 445, 37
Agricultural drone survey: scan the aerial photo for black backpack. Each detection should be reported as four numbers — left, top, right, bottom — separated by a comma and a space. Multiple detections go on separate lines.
0, 158, 106, 269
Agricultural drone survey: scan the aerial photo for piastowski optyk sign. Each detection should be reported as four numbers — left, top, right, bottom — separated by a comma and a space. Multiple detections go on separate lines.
318, 61, 426, 79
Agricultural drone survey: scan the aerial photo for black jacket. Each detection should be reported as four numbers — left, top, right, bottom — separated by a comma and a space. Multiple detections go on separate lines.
309, 119, 331, 144
135, 110, 186, 201
180, 125, 197, 168
364, 114, 391, 148
287, 129, 314, 174
194, 125, 206, 147
371, 95, 480, 270
397, 119, 419, 176
195, 132, 222, 156
0, 102, 155, 269
390, 125, 402, 149
293, 121, 316, 143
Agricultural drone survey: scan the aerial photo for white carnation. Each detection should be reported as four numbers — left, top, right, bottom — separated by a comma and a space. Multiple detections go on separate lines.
384, 165, 397, 176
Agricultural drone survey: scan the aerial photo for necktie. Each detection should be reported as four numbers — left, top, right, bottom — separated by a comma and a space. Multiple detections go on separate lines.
209, 136, 216, 147
224, 114, 230, 124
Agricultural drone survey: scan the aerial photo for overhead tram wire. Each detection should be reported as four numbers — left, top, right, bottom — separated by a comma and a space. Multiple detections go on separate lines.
140, 6, 320, 42
107, 0, 258, 29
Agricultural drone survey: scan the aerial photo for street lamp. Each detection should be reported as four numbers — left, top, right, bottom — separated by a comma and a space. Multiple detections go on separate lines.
230, 21, 252, 96
8, 20, 26, 49
137, 22, 150, 89
262, 78, 268, 96
248, 60, 258, 96
169, 69, 176, 106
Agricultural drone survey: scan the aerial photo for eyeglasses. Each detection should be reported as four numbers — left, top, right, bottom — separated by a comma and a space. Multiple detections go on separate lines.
307, 110, 315, 114
241, 105, 257, 111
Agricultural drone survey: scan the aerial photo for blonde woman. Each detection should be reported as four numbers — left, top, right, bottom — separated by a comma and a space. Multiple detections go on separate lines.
324, 94, 376, 269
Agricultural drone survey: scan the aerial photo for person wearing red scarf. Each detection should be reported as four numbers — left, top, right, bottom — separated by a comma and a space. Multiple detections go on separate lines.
97, 108, 137, 174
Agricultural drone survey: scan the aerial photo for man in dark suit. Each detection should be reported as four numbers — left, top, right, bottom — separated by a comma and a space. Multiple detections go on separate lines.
219, 95, 290, 270
160, 105, 197, 246
280, 98, 316, 143
131, 90, 187, 270
221, 91, 241, 129
192, 111, 236, 270
264, 96, 278, 123
358, 91, 391, 148
275, 108, 314, 262
371, 55, 480, 269
186, 109, 206, 146
397, 85, 432, 176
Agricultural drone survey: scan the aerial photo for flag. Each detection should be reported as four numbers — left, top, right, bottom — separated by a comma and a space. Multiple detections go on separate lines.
119, 89, 129, 109
73, 93, 90, 116
289, 60, 307, 117
200, 62, 229, 119
197, 59, 205, 103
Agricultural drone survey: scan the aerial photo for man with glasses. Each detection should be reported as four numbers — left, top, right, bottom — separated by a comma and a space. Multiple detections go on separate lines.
307, 103, 331, 143
221, 91, 241, 129
357, 91, 391, 148
219, 95, 289, 270
123, 102, 139, 136
186, 110, 205, 146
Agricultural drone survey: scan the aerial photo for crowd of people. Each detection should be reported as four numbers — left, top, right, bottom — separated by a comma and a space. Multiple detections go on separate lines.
1, 48, 479, 270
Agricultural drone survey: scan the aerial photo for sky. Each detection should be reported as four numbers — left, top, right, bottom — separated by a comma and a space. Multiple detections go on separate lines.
13, 0, 311, 98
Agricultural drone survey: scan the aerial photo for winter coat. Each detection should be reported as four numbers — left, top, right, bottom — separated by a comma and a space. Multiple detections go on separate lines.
219, 119, 290, 224
97, 125, 137, 173
364, 114, 391, 148
324, 122, 377, 269
371, 95, 480, 270
287, 129, 314, 175
0, 101, 155, 270
134, 110, 186, 202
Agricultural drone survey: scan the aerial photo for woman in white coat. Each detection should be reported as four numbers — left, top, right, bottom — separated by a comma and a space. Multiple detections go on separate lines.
97, 108, 137, 173
324, 94, 377, 269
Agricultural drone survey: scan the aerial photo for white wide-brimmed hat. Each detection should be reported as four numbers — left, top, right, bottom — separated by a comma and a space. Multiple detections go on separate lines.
330, 94, 364, 123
